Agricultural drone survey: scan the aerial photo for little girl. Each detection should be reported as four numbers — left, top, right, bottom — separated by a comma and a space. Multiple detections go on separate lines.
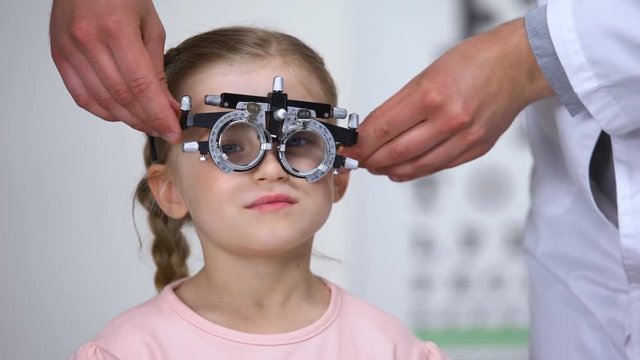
71, 26, 446, 360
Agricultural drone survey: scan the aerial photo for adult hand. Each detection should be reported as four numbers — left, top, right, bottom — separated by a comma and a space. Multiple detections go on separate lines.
50, 0, 182, 143
342, 18, 554, 181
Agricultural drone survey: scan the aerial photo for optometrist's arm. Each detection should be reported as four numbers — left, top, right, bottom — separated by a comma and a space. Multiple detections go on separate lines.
341, 18, 554, 181
49, 0, 182, 143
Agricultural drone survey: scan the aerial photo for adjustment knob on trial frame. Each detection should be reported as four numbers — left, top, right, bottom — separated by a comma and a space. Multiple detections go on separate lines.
273, 108, 288, 122
204, 95, 222, 106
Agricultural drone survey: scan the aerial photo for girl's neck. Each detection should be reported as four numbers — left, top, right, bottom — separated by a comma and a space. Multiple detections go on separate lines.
175, 240, 331, 334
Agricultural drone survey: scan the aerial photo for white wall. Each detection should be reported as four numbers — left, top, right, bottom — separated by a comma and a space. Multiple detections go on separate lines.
0, 1, 532, 359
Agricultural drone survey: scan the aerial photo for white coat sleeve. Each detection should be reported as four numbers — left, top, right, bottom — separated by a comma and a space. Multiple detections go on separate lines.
545, 0, 640, 135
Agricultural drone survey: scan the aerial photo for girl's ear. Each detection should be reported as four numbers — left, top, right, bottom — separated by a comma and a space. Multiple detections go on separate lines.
332, 171, 350, 203
147, 164, 189, 219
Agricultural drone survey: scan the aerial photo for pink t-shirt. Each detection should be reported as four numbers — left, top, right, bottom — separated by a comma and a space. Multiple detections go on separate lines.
71, 279, 447, 360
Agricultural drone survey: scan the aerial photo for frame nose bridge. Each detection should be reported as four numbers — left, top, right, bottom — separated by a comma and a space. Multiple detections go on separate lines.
252, 144, 288, 181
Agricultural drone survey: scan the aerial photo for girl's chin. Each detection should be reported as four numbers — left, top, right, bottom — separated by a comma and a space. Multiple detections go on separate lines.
232, 237, 314, 257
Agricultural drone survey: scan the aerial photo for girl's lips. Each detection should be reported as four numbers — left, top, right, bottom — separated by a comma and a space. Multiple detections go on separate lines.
246, 194, 297, 211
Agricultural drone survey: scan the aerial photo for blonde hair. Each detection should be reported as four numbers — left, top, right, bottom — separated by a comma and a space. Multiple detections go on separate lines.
135, 26, 339, 292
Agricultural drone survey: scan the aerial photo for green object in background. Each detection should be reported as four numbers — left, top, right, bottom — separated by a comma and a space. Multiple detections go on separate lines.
415, 328, 528, 347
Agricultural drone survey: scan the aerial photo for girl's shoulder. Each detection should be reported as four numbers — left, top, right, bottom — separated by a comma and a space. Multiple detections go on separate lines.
94, 290, 173, 342
331, 281, 413, 337
328, 281, 448, 360
70, 282, 185, 360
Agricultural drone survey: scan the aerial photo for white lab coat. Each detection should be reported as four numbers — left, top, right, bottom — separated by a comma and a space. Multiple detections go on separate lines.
524, 0, 640, 359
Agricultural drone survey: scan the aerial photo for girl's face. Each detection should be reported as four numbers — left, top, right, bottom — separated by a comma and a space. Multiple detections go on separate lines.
150, 60, 348, 258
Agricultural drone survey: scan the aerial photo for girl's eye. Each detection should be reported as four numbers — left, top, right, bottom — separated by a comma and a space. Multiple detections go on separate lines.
286, 136, 309, 147
221, 143, 243, 154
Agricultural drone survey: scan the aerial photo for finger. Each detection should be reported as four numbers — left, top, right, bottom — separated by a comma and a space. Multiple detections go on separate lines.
377, 141, 465, 181
342, 77, 430, 161
49, 9, 115, 120
108, 25, 181, 141
389, 146, 488, 182
53, 54, 115, 121
361, 117, 450, 171
381, 129, 493, 181
62, 23, 152, 132
161, 81, 180, 119
76, 39, 153, 125
62, 41, 152, 133
169, 95, 181, 116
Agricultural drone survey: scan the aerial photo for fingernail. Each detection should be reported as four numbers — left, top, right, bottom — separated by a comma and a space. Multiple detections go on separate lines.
162, 132, 181, 144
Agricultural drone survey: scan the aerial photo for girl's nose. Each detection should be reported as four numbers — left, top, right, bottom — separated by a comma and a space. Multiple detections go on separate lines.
253, 148, 288, 182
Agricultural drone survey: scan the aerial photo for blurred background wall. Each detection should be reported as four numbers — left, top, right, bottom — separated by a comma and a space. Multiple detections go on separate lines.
0, 1, 535, 359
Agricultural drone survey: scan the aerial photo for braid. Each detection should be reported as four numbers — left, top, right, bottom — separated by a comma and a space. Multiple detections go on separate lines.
149, 202, 189, 292
135, 143, 190, 292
